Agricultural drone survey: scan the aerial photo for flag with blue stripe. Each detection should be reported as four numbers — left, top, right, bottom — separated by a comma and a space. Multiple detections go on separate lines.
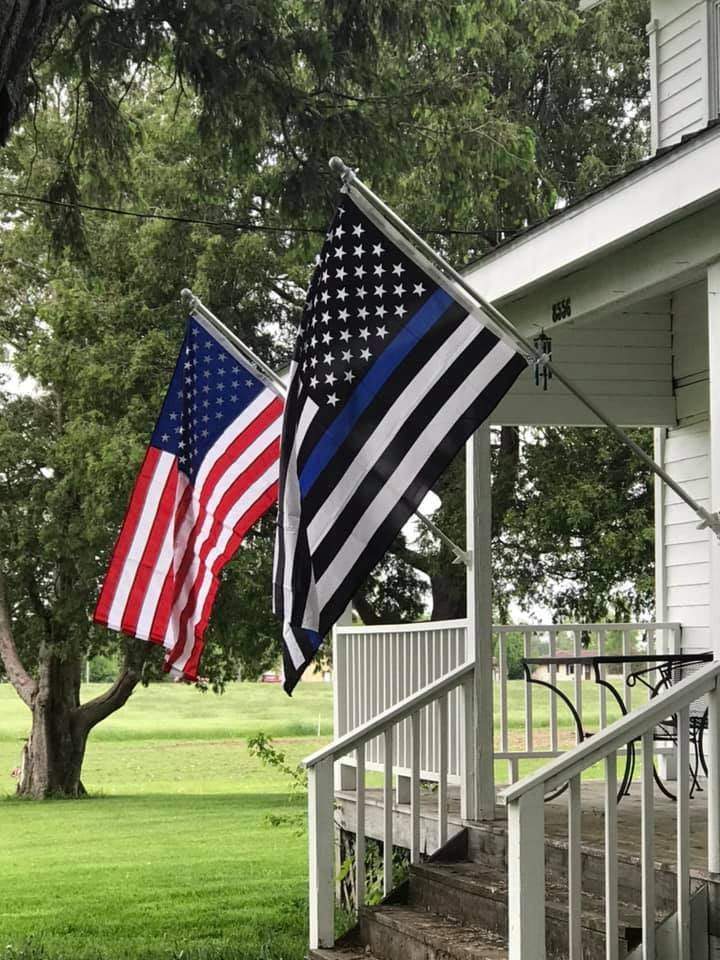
273, 192, 527, 693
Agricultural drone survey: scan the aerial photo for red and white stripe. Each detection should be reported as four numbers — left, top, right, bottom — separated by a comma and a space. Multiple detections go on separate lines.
94, 389, 283, 680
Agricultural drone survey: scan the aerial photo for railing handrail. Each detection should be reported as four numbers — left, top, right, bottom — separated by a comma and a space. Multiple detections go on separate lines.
500, 659, 720, 804
333, 619, 681, 636
334, 617, 467, 635
304, 659, 474, 768
493, 621, 681, 633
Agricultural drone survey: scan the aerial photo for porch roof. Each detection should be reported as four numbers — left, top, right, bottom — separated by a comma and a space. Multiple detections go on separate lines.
463, 121, 720, 307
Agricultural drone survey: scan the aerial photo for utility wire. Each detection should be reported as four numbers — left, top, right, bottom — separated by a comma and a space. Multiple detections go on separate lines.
0, 189, 521, 242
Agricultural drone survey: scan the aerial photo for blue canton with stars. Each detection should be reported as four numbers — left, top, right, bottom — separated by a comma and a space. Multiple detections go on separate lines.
151, 315, 267, 481
294, 195, 432, 417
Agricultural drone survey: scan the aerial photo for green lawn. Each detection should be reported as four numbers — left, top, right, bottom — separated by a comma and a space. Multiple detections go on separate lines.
0, 676, 638, 960
0, 682, 334, 960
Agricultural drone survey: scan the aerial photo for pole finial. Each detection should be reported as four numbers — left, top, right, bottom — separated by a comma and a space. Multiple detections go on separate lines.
329, 156, 349, 179
181, 288, 197, 310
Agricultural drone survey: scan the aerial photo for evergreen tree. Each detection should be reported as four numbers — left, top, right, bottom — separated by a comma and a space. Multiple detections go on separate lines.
0, 0, 653, 797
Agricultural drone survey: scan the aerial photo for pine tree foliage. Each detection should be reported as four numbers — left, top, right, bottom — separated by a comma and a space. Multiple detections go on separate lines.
0, 0, 654, 795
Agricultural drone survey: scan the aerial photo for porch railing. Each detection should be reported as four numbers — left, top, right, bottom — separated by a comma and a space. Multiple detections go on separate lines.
500, 659, 720, 960
304, 659, 475, 950
334, 620, 682, 783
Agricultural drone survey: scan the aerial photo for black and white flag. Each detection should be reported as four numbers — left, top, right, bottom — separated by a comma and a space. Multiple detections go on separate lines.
274, 192, 527, 693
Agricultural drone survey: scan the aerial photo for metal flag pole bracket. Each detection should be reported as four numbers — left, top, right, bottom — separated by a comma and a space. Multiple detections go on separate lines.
327, 156, 720, 541
179, 288, 471, 566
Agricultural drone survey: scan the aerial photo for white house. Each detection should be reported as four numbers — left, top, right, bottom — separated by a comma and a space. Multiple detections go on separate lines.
304, 3, 720, 959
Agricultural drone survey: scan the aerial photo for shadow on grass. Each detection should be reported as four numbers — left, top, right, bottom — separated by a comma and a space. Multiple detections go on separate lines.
0, 791, 307, 807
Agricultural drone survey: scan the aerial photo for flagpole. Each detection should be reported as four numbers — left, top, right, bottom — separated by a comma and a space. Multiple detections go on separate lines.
179, 288, 471, 567
328, 156, 720, 539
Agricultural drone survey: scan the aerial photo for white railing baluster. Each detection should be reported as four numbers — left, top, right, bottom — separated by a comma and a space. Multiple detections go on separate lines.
622, 630, 632, 714
677, 706, 690, 959
355, 744, 366, 910
549, 629, 558, 753
438, 693, 448, 847
598, 629, 607, 729
508, 785, 546, 960
568, 774, 582, 960
383, 728, 394, 897
605, 752, 619, 960
641, 731, 655, 960
573, 629, 583, 745
308, 758, 335, 950
524, 629, 534, 753
411, 711, 421, 862
461, 675, 476, 821
499, 630, 509, 753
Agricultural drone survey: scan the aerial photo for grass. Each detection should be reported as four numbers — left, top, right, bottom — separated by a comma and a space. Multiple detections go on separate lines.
0, 680, 335, 745
0, 675, 639, 959
0, 682, 334, 960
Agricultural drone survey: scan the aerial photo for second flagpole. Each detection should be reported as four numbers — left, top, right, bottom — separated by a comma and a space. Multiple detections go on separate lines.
328, 156, 720, 539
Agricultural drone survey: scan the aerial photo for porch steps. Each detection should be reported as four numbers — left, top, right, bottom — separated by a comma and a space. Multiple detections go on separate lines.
359, 904, 509, 960
407, 860, 644, 959
310, 823, 687, 960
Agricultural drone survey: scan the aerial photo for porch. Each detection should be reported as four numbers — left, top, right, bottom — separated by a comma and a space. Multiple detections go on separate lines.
307, 620, 720, 959
304, 118, 720, 960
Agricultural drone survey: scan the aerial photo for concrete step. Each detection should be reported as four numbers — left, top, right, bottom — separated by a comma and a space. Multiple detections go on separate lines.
358, 904, 508, 960
465, 822, 678, 914
308, 946, 380, 960
409, 861, 647, 960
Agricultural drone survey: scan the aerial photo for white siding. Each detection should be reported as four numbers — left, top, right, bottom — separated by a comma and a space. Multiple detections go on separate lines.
673, 280, 708, 423
651, 0, 716, 149
656, 277, 711, 653
660, 421, 711, 652
493, 301, 674, 427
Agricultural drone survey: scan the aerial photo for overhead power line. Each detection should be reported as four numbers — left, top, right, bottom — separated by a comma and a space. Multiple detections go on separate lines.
0, 189, 519, 242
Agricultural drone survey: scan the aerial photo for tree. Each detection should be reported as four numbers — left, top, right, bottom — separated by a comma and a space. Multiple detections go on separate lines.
0, 0, 654, 797
496, 427, 655, 621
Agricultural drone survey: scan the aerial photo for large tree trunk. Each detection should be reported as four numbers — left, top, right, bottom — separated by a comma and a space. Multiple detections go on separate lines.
18, 649, 88, 798
1, 570, 144, 799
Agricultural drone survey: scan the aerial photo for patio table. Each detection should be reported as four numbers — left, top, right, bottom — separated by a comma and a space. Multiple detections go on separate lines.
521, 651, 714, 802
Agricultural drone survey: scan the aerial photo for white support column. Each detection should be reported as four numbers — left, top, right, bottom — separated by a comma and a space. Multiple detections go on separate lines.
707, 262, 720, 915
308, 758, 335, 950
708, 261, 720, 663
466, 423, 495, 821
507, 784, 546, 960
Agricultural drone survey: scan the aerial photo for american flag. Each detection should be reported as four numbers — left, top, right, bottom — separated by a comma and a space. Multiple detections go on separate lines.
94, 313, 283, 681
274, 193, 527, 693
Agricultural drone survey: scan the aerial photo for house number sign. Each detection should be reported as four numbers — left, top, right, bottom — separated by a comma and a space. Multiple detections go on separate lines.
551, 297, 572, 323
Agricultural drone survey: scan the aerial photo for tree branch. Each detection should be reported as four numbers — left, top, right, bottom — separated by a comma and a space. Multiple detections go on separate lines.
0, 569, 37, 708
388, 539, 435, 577
77, 663, 140, 733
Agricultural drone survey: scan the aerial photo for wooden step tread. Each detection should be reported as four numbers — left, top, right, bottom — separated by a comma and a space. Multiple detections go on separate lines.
308, 946, 380, 960
411, 860, 657, 934
361, 904, 508, 959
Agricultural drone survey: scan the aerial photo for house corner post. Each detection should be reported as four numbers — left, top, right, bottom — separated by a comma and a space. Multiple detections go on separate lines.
708, 262, 720, 656
466, 423, 495, 821
707, 262, 720, 948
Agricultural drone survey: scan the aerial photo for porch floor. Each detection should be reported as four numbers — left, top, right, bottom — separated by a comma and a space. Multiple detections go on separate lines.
336, 780, 711, 878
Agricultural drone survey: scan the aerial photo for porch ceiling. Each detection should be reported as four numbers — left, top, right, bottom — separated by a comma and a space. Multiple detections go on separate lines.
492, 293, 676, 427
